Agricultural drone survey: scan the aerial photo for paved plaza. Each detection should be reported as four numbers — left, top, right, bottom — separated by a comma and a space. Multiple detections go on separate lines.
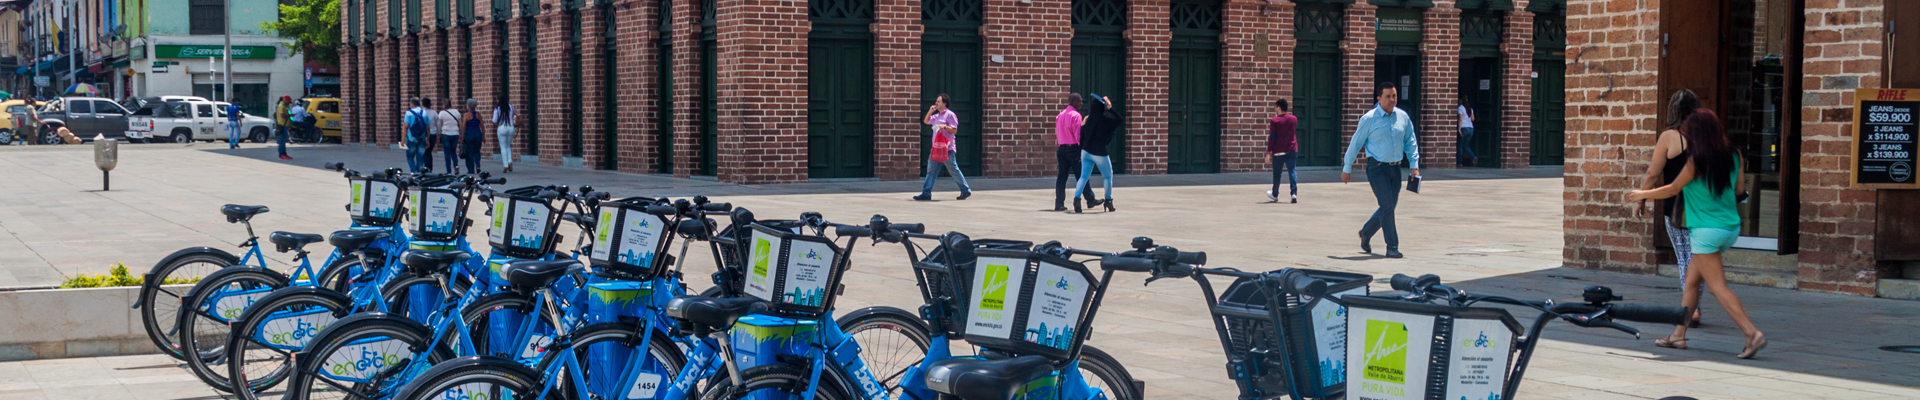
0, 143, 1916, 399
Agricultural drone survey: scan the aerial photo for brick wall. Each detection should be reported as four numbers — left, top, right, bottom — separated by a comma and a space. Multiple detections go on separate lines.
506, 15, 533, 163
537, 11, 569, 165
1218, 0, 1292, 173
871, 0, 922, 181
1562, 0, 1663, 273
979, 0, 1072, 178
472, 21, 501, 158
375, 43, 394, 145
669, 0, 701, 177
422, 30, 445, 109
581, 6, 608, 169
1339, 5, 1376, 163
1421, 6, 1461, 168
1126, 0, 1171, 174
1797, 0, 1884, 295
616, 0, 659, 173
1501, 10, 1535, 169
342, 45, 357, 143
712, 0, 809, 183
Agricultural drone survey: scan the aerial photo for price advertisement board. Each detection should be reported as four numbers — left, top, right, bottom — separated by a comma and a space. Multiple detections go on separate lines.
1852, 88, 1920, 188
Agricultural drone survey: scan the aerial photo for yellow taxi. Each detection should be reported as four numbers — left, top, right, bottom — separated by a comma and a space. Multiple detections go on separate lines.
0, 99, 42, 145
300, 97, 342, 141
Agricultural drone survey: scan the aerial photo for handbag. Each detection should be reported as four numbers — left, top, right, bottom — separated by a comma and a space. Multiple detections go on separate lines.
931, 132, 954, 163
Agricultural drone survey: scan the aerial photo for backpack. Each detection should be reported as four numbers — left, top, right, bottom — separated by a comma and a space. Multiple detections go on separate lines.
407, 109, 430, 140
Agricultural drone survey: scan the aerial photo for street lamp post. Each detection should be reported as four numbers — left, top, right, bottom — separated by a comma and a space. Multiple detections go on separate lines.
222, 0, 230, 104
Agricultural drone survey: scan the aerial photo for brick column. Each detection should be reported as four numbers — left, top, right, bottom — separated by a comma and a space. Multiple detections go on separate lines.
359, 45, 375, 144
1560, 3, 1662, 272
712, 0, 808, 183
669, 0, 702, 177
403, 35, 420, 108
340, 46, 355, 143
1219, 0, 1292, 173
450, 28, 469, 102
1796, 0, 1885, 295
1339, 4, 1377, 167
1420, 7, 1461, 168
423, 30, 446, 107
506, 16, 533, 164
580, 7, 608, 169
1126, 0, 1171, 174
977, 0, 1070, 178
473, 20, 501, 157
375, 42, 395, 145
537, 12, 570, 165
617, 0, 658, 173
1500, 10, 1535, 169
871, 0, 922, 181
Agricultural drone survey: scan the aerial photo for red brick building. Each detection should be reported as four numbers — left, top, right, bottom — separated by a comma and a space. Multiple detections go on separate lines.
1563, 0, 1920, 298
337, 0, 1568, 183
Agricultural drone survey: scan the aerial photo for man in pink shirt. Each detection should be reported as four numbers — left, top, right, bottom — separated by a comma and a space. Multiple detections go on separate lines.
1054, 93, 1096, 211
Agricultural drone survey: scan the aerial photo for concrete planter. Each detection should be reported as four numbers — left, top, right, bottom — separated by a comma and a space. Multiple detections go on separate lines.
0, 285, 174, 361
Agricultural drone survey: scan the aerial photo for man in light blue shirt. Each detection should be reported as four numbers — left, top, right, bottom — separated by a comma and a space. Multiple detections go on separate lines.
1341, 81, 1421, 258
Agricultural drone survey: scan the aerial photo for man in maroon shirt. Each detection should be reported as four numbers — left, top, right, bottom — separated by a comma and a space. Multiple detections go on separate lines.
1267, 99, 1299, 203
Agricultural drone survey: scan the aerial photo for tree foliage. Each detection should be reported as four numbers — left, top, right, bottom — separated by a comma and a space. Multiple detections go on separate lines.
262, 0, 342, 67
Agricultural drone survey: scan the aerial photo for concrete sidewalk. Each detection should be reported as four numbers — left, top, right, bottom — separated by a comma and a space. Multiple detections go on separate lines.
0, 143, 1914, 399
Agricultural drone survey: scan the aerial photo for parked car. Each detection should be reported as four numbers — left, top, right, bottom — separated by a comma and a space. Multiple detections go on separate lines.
127, 98, 201, 144
301, 97, 341, 142
35, 96, 133, 142
0, 99, 41, 145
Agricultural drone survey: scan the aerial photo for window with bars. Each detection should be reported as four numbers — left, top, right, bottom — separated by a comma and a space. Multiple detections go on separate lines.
189, 0, 224, 35
923, 0, 981, 23
1169, 0, 1221, 34
809, 0, 872, 22
408, 0, 422, 33
390, 0, 402, 36
349, 0, 360, 42
1070, 0, 1123, 28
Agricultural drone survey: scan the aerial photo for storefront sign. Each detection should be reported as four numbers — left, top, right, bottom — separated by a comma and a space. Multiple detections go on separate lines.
154, 45, 278, 60
1852, 88, 1920, 188
1376, 8, 1424, 44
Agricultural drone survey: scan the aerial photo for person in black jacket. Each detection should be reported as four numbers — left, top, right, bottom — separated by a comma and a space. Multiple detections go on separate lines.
1072, 93, 1122, 213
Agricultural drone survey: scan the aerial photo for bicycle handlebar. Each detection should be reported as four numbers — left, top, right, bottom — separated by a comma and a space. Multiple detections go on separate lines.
1606, 303, 1690, 325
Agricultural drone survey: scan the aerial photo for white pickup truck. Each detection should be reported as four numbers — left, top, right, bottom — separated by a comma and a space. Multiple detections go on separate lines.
128, 98, 276, 143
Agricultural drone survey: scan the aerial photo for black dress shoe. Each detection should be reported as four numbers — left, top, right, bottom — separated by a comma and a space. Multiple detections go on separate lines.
1052, 205, 1068, 212
913, 194, 933, 201
1073, 198, 1083, 214
1386, 250, 1404, 258
1359, 232, 1372, 254
957, 191, 972, 200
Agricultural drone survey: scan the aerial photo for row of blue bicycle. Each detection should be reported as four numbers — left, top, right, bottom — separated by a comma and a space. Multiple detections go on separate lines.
136, 161, 1694, 400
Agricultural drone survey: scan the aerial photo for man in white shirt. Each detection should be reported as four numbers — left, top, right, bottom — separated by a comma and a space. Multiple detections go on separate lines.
1458, 99, 1476, 167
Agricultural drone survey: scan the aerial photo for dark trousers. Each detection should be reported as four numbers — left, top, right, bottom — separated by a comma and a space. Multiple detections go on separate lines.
275, 125, 288, 156
461, 132, 484, 173
1271, 153, 1297, 196
1361, 160, 1403, 251
1055, 145, 1096, 207
440, 135, 460, 173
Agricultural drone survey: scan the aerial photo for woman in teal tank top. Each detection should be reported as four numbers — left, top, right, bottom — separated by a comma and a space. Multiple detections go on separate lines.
1627, 109, 1768, 359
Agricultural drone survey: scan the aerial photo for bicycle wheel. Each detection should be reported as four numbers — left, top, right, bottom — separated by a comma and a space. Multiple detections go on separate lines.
391, 356, 545, 400
377, 275, 446, 321
140, 249, 239, 360
179, 268, 291, 392
836, 308, 932, 397
541, 322, 688, 399
283, 314, 453, 400
1075, 346, 1141, 400
699, 364, 856, 400
458, 293, 559, 360
313, 252, 374, 294
225, 287, 354, 400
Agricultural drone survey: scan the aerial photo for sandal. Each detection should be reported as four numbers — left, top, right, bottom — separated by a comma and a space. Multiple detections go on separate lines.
1655, 335, 1689, 349
1738, 332, 1768, 359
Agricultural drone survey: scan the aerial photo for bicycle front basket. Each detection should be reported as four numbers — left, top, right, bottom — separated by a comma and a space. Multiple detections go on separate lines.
915, 237, 1031, 338
346, 176, 405, 227
739, 222, 847, 319
587, 197, 673, 279
406, 186, 470, 242
1340, 295, 1523, 400
959, 248, 1097, 361
486, 186, 562, 259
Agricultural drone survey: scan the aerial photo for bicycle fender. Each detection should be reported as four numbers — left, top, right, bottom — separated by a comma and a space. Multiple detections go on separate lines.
176, 267, 292, 326
135, 247, 242, 308
235, 286, 354, 323
293, 312, 435, 363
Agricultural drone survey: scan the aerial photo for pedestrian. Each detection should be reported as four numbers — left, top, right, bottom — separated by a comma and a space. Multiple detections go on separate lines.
493, 96, 517, 173
1457, 97, 1476, 167
1267, 99, 1299, 203
1341, 81, 1420, 258
1627, 109, 1767, 359
226, 102, 244, 149
461, 99, 485, 175
420, 98, 438, 173
404, 98, 431, 173
1636, 89, 1705, 326
914, 93, 972, 201
1071, 93, 1121, 213
273, 96, 292, 159
438, 99, 463, 174
1054, 93, 1096, 211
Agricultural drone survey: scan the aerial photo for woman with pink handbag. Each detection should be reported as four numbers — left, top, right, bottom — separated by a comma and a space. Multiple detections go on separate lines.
915, 93, 973, 201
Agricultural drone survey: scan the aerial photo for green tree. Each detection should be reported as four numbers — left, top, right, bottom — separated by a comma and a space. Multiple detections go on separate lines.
262, 0, 342, 67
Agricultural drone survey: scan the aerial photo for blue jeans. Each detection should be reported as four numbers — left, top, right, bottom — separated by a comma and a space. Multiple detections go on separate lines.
1073, 150, 1113, 200
1458, 127, 1477, 166
462, 132, 484, 173
275, 125, 288, 156
1271, 153, 1297, 196
227, 122, 242, 147
920, 152, 971, 195
1361, 160, 1403, 251
405, 137, 426, 173
440, 135, 460, 173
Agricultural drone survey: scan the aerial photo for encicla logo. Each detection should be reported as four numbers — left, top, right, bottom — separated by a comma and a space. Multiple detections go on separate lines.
980, 263, 1010, 310
752, 238, 773, 278
1363, 320, 1408, 384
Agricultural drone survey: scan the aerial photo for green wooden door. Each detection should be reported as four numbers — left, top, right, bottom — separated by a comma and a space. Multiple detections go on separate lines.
1071, 0, 1127, 172
1167, 0, 1221, 174
807, 28, 875, 178
1530, 59, 1566, 165
922, 28, 983, 176
698, 0, 717, 175
1463, 56, 1502, 167
1295, 51, 1342, 166
656, 39, 674, 173
1374, 53, 1422, 128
